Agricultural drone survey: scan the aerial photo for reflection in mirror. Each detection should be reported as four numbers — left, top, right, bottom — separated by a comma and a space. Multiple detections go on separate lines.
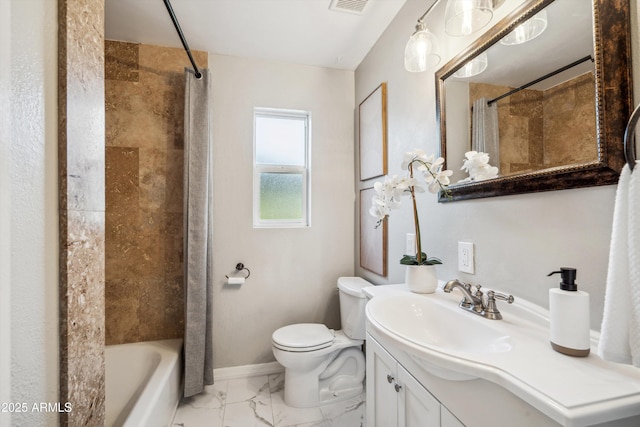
445, 0, 594, 183
436, 0, 632, 202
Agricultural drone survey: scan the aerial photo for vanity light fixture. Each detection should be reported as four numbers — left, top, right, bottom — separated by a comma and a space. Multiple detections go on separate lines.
404, 19, 441, 72
403, 0, 443, 72
500, 9, 548, 45
444, 0, 493, 37
453, 52, 488, 78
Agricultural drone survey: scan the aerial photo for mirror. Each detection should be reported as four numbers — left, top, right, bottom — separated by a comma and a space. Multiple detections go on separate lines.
436, 0, 632, 202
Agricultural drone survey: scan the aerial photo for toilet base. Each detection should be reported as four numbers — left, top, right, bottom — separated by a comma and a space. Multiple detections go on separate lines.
283, 347, 365, 408
318, 383, 363, 405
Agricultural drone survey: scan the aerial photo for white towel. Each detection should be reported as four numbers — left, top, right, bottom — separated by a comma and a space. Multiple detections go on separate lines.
598, 164, 640, 366
629, 163, 640, 365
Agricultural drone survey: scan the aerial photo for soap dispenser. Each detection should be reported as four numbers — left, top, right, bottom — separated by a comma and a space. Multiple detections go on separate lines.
547, 268, 590, 357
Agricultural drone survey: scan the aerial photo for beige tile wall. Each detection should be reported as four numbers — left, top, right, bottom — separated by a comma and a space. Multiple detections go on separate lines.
470, 72, 596, 176
104, 40, 208, 345
543, 73, 597, 166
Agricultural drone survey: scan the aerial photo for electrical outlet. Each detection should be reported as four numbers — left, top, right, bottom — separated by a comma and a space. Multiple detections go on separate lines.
406, 233, 416, 255
458, 242, 475, 274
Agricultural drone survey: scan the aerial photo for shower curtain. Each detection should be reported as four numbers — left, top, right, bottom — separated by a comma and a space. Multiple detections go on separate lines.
472, 98, 500, 168
183, 68, 214, 397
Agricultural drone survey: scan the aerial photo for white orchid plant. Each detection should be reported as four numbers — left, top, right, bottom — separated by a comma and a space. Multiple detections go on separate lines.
369, 149, 452, 266
458, 151, 499, 183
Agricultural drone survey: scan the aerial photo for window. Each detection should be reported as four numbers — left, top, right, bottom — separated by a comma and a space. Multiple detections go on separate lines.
253, 108, 310, 227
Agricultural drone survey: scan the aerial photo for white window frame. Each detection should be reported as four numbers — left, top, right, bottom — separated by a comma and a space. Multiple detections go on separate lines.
253, 108, 311, 228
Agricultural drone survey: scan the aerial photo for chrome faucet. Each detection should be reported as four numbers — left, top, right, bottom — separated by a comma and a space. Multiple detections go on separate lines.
443, 279, 483, 312
443, 279, 514, 320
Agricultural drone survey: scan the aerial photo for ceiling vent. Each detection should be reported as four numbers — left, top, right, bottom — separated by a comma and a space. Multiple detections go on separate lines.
329, 0, 369, 15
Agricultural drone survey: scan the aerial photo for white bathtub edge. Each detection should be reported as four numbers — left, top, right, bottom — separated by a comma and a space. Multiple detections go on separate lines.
112, 339, 183, 427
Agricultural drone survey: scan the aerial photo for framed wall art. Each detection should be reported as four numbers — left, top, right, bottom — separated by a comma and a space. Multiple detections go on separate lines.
359, 83, 387, 181
360, 187, 387, 276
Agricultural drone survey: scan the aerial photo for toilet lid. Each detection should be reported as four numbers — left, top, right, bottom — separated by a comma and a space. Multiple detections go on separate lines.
272, 323, 335, 351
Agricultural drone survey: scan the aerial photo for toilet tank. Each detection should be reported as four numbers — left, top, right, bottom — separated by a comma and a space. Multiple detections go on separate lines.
337, 277, 372, 340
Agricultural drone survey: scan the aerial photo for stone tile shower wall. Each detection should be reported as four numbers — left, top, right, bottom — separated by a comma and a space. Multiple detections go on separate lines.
104, 41, 208, 345
542, 73, 597, 166
59, 0, 106, 424
470, 73, 596, 176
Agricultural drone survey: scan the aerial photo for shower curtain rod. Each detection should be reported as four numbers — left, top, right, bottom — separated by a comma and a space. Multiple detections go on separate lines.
486, 55, 593, 106
163, 0, 202, 79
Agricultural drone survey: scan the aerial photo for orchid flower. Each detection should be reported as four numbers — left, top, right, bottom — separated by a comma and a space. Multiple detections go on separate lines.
370, 149, 452, 265
459, 151, 499, 183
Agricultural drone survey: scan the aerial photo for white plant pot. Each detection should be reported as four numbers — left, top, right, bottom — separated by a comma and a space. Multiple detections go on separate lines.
405, 265, 438, 294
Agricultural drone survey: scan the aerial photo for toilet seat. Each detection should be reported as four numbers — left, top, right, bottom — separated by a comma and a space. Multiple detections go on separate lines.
272, 323, 335, 352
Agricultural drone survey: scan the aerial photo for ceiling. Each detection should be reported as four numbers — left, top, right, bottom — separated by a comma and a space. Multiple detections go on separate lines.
105, 0, 408, 71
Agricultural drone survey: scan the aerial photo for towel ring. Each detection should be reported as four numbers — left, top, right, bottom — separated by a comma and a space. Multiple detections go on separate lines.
225, 262, 251, 280
623, 103, 640, 171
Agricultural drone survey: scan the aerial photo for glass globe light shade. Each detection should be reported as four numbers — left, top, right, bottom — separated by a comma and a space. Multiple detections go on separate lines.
404, 21, 441, 72
453, 52, 488, 78
500, 10, 548, 45
445, 0, 493, 37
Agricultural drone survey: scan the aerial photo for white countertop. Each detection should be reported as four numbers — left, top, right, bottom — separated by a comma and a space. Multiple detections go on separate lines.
364, 283, 640, 427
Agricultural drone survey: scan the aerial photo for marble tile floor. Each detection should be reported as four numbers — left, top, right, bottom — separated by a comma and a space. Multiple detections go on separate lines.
172, 373, 367, 427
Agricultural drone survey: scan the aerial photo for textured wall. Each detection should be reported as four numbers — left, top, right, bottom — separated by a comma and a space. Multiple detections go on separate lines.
0, 0, 11, 421
4, 1, 59, 426
104, 41, 208, 345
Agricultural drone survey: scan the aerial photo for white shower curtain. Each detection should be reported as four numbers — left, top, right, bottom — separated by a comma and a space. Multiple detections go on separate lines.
472, 98, 500, 167
183, 68, 214, 397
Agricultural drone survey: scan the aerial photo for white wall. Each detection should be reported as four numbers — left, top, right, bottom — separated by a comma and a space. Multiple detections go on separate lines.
0, 0, 11, 424
1, 0, 59, 426
356, 0, 639, 330
210, 54, 355, 368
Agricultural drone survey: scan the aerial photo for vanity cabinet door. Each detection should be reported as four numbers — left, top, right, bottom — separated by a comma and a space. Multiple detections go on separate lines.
398, 364, 441, 427
367, 335, 443, 427
366, 336, 399, 427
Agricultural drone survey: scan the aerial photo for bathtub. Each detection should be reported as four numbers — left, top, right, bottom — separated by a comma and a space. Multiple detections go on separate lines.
105, 339, 183, 427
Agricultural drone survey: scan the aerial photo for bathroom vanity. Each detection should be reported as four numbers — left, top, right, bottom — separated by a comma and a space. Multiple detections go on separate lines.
367, 335, 464, 427
364, 285, 640, 427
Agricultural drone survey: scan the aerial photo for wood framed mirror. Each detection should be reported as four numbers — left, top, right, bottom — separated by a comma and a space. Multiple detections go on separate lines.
436, 0, 632, 202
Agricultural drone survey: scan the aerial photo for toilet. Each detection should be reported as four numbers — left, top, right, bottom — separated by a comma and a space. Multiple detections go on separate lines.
271, 276, 371, 408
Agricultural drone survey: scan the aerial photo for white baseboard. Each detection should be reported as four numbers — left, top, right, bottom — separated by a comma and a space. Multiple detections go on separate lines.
213, 361, 284, 381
